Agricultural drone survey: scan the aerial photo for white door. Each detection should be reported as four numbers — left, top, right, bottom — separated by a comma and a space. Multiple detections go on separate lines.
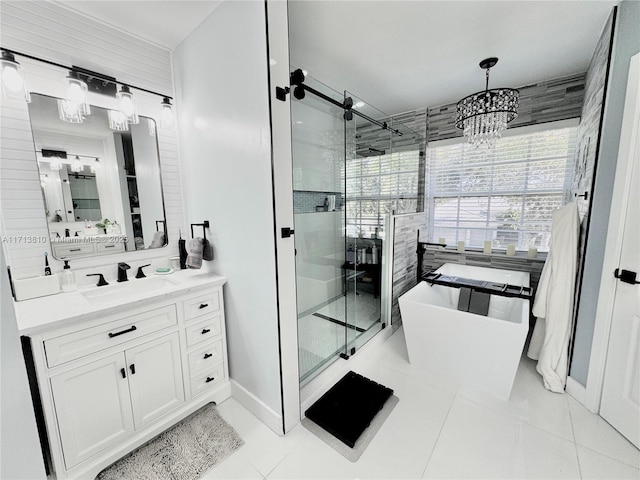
50, 352, 134, 469
126, 333, 184, 429
600, 54, 640, 449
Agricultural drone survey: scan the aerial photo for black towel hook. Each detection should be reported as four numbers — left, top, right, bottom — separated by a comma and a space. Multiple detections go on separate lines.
190, 221, 210, 242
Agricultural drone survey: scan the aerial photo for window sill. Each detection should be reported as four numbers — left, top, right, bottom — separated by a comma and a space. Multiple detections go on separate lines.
424, 247, 547, 262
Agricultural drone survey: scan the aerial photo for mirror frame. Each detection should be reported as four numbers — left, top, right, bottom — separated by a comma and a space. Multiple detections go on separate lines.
28, 93, 169, 260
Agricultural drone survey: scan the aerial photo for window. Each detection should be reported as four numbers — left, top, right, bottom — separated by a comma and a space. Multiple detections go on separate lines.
345, 149, 421, 238
426, 123, 578, 252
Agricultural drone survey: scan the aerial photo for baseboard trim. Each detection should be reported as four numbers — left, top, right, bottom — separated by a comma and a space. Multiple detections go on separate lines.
566, 375, 587, 406
230, 379, 283, 435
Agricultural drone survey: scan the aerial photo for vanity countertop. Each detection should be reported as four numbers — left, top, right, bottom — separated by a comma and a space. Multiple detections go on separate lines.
14, 269, 227, 335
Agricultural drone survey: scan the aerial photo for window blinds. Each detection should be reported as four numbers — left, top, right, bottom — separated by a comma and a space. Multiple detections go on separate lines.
345, 150, 421, 237
426, 125, 578, 251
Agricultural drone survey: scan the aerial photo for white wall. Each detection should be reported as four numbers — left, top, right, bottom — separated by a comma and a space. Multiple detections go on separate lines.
0, 251, 46, 479
0, 1, 186, 281
173, 1, 283, 426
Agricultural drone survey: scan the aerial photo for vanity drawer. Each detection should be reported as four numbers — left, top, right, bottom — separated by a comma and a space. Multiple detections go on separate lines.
52, 243, 94, 259
45, 305, 177, 368
190, 363, 225, 398
183, 290, 220, 321
95, 242, 125, 254
188, 339, 224, 375
185, 315, 222, 347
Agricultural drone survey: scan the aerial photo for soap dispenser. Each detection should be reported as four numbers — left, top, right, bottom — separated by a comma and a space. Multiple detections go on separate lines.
61, 260, 77, 292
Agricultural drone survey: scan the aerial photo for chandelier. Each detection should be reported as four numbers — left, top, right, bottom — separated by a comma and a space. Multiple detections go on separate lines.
455, 57, 519, 148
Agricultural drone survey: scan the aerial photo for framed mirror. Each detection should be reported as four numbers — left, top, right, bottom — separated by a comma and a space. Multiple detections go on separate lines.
28, 93, 167, 259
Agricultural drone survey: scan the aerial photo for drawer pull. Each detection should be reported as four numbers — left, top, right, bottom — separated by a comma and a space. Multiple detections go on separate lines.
206, 376, 215, 383
203, 353, 213, 359
202, 328, 211, 335
199, 303, 209, 309
120, 368, 126, 379
104, 245, 115, 248
108, 325, 137, 338
70, 248, 81, 252
130, 364, 136, 375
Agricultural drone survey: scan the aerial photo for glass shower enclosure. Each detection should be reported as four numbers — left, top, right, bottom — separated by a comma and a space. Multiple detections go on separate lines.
291, 73, 423, 385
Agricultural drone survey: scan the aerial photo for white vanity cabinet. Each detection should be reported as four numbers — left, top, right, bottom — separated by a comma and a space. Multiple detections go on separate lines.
20, 277, 230, 480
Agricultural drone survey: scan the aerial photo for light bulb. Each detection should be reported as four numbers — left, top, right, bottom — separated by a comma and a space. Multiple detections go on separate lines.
160, 97, 174, 129
116, 85, 138, 124
2, 64, 23, 92
1, 51, 30, 102
120, 96, 134, 116
71, 156, 83, 173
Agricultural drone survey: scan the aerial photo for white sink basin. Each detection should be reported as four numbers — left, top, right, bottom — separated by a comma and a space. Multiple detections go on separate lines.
82, 276, 179, 303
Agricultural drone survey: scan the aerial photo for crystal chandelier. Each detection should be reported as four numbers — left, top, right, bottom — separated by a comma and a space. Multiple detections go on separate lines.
455, 58, 519, 148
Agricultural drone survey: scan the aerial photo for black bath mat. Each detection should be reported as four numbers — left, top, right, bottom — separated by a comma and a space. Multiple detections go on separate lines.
305, 371, 393, 448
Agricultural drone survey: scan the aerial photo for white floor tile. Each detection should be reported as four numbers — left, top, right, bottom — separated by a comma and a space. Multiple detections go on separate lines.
268, 363, 455, 479
577, 445, 640, 480
423, 397, 581, 479
568, 395, 640, 468
214, 398, 310, 477
200, 448, 264, 480
458, 356, 574, 441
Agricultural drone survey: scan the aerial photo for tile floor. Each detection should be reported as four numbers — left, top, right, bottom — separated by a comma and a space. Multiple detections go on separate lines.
203, 328, 640, 480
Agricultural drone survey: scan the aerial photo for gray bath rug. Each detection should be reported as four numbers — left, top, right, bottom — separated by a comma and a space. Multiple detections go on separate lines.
302, 394, 399, 462
96, 403, 243, 480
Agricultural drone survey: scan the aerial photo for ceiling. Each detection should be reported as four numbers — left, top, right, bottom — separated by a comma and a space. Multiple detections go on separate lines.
60, 0, 617, 116
58, 0, 223, 50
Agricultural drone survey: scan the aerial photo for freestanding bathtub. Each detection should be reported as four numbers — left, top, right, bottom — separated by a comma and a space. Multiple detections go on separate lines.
399, 263, 530, 400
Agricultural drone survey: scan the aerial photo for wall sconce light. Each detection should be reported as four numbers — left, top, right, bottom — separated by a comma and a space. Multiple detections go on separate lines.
116, 85, 139, 124
42, 149, 66, 171
71, 155, 83, 173
108, 109, 129, 131
90, 158, 101, 173
1, 49, 176, 131
0, 50, 30, 102
62, 71, 90, 117
160, 96, 174, 129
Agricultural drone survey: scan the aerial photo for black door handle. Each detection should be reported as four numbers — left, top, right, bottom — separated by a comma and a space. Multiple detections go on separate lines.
130, 364, 136, 374
120, 368, 126, 379
614, 268, 640, 285
281, 227, 295, 238
204, 353, 213, 359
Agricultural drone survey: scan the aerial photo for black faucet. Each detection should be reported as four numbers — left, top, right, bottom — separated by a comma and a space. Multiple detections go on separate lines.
117, 262, 131, 282
136, 264, 151, 279
87, 273, 108, 286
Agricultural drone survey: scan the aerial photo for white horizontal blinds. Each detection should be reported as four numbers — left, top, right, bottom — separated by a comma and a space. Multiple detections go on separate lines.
345, 150, 420, 237
427, 126, 577, 251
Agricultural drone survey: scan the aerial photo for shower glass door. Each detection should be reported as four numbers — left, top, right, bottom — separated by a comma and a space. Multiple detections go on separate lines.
344, 92, 390, 353
292, 74, 424, 386
291, 74, 347, 385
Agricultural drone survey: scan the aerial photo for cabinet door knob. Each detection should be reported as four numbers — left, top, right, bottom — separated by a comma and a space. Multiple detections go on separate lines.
199, 303, 209, 309
120, 368, 126, 379
205, 376, 215, 383
202, 328, 211, 334
130, 364, 136, 375
204, 353, 213, 359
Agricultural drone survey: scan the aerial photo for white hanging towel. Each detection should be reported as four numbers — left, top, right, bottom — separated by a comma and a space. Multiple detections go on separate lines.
527, 202, 580, 393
